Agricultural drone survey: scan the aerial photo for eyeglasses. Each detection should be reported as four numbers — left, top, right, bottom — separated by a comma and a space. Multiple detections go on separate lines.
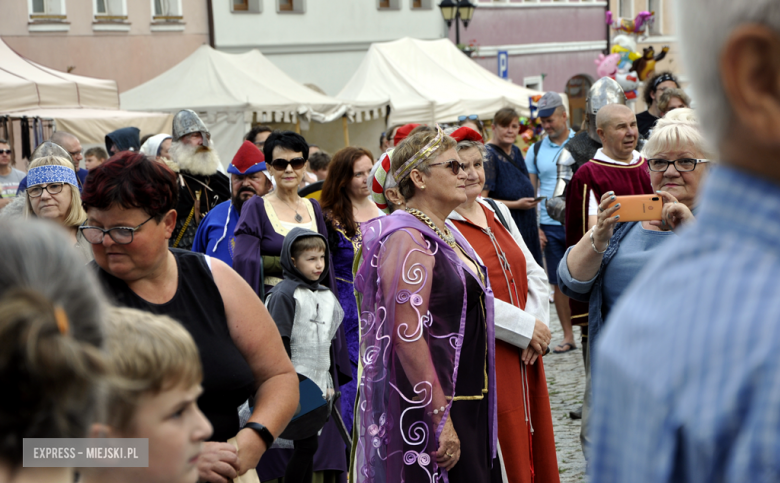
458, 114, 479, 122
254, 141, 265, 148
27, 183, 64, 198
428, 160, 466, 176
648, 158, 710, 172
79, 215, 154, 245
0, 149, 11, 155
270, 157, 306, 171
68, 150, 82, 157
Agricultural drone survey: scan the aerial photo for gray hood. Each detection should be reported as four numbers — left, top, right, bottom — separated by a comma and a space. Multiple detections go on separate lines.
279, 227, 331, 291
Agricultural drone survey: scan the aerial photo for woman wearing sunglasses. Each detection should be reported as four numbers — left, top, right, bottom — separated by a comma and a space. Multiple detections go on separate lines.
354, 127, 499, 482
80, 151, 299, 483
232, 130, 352, 483
24, 155, 93, 261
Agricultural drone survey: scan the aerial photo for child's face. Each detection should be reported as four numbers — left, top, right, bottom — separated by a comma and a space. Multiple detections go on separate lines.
84, 155, 104, 171
292, 248, 326, 281
121, 383, 212, 483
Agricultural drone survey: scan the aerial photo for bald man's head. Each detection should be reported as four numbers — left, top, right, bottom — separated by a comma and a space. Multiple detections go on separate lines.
596, 104, 634, 131
596, 104, 638, 162
49, 131, 83, 165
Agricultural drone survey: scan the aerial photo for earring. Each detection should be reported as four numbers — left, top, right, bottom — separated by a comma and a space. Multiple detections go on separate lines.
421, 185, 426, 189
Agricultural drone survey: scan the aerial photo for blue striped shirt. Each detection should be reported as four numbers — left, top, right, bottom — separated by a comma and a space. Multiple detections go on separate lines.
589, 165, 780, 482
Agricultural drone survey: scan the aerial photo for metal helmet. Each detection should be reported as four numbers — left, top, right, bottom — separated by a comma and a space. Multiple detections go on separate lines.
585, 77, 627, 142
172, 109, 210, 147
30, 141, 74, 165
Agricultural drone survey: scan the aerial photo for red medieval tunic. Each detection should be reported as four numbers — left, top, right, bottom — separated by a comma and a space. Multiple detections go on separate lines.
453, 203, 559, 483
564, 157, 653, 325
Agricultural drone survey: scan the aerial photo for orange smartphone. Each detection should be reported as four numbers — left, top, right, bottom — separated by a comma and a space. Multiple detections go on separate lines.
605, 194, 663, 222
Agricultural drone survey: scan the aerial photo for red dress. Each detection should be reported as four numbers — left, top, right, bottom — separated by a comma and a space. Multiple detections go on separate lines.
453, 203, 559, 483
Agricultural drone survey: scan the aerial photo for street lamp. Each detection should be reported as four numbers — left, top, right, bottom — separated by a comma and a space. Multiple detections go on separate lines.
438, 0, 477, 46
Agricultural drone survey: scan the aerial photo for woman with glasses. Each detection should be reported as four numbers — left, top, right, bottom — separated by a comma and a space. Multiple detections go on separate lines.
446, 127, 560, 483
232, 130, 352, 483
558, 110, 711, 356
319, 146, 384, 438
354, 127, 499, 482
80, 151, 299, 483
24, 155, 92, 261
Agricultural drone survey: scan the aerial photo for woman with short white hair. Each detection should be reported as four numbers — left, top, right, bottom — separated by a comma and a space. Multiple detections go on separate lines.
24, 155, 92, 261
558, 109, 713, 353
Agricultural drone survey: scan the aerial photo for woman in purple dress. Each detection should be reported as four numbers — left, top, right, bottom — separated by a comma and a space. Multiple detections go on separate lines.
320, 147, 385, 437
233, 131, 351, 483
354, 128, 498, 483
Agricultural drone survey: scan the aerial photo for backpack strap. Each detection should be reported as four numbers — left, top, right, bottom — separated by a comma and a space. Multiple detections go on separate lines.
533, 141, 542, 174
484, 198, 510, 231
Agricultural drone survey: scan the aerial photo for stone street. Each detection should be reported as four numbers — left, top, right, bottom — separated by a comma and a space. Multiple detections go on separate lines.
544, 305, 587, 482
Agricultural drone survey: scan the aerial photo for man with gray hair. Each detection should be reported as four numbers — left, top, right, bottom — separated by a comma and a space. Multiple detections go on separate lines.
588, 2, 780, 481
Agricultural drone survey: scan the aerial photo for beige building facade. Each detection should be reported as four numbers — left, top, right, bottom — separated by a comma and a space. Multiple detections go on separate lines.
1, 0, 210, 93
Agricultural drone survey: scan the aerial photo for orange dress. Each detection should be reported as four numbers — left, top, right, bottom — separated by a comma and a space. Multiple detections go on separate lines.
453, 203, 559, 483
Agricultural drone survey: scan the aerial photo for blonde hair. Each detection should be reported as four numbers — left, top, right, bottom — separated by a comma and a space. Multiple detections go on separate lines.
391, 131, 457, 200
24, 156, 88, 227
102, 307, 203, 432
642, 110, 715, 160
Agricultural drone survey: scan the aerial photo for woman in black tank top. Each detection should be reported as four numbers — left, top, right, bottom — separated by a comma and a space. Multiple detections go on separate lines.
80, 153, 299, 482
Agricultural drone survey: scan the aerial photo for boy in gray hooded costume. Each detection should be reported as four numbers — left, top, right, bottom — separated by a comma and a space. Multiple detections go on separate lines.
265, 227, 344, 483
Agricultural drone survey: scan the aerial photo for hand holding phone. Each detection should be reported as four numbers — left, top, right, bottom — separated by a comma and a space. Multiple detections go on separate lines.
533, 196, 547, 202
606, 194, 663, 222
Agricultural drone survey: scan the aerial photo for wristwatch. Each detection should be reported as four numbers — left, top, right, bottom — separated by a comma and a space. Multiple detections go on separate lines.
243, 422, 275, 448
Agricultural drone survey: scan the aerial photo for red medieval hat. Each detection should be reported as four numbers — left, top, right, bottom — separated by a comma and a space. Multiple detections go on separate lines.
394, 123, 421, 146
449, 126, 484, 144
228, 140, 266, 175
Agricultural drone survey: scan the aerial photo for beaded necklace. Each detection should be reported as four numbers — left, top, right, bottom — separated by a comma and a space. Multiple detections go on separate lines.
405, 207, 457, 248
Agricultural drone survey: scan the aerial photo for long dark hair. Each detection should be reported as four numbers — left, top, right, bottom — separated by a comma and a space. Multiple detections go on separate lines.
320, 146, 374, 238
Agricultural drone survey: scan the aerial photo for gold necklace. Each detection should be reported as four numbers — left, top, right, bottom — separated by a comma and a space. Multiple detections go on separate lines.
405, 208, 457, 248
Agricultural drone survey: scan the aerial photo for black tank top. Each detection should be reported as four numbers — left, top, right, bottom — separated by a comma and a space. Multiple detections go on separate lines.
92, 249, 256, 442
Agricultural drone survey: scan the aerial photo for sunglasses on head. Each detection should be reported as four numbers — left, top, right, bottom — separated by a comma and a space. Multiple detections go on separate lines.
458, 114, 479, 122
270, 157, 306, 171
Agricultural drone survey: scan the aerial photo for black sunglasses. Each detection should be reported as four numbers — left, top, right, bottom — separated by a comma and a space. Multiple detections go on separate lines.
270, 157, 306, 171
428, 160, 466, 175
0, 149, 11, 155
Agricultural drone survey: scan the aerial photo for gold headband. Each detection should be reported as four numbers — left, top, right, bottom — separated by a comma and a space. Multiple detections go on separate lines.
54, 306, 69, 335
393, 125, 445, 181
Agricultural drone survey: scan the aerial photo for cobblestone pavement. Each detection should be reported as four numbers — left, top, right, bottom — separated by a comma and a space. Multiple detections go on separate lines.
544, 305, 587, 482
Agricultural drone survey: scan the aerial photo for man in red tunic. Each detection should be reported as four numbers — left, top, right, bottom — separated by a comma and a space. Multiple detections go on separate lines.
564, 103, 652, 457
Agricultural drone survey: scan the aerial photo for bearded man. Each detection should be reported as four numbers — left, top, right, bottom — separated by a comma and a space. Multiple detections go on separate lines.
192, 140, 271, 265
168, 109, 230, 250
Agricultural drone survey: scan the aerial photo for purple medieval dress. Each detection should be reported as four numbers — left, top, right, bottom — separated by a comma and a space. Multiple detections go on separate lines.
353, 211, 498, 483
233, 195, 352, 482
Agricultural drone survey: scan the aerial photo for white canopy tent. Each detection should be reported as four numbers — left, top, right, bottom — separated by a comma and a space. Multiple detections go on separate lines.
120, 45, 388, 162
0, 39, 171, 163
338, 37, 567, 126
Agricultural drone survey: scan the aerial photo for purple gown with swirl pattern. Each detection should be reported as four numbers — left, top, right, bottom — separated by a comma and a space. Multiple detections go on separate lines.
353, 212, 497, 483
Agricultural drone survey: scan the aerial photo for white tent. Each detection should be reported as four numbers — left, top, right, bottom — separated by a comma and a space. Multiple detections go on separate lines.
338, 37, 565, 126
120, 45, 388, 162
0, 39, 172, 161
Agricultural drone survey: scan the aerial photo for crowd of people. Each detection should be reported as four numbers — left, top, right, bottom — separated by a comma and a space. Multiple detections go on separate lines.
1, 2, 779, 482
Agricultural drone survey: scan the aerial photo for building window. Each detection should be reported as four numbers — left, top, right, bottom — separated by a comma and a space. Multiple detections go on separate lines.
94, 0, 127, 21
278, 0, 305, 13
618, 0, 632, 18
378, 0, 400, 10
233, 0, 248, 10
29, 0, 66, 20
153, 0, 183, 20
647, 0, 662, 35
412, 0, 433, 8
232, 0, 262, 13
524, 75, 543, 92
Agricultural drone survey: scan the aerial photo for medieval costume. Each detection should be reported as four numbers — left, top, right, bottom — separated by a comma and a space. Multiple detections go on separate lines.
105, 126, 140, 153
353, 211, 498, 483
233, 194, 352, 483
168, 109, 230, 250
192, 140, 267, 265
449, 198, 559, 483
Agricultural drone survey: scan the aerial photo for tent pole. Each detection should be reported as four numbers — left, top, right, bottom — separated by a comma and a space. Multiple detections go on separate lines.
342, 117, 349, 147
295, 117, 301, 134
